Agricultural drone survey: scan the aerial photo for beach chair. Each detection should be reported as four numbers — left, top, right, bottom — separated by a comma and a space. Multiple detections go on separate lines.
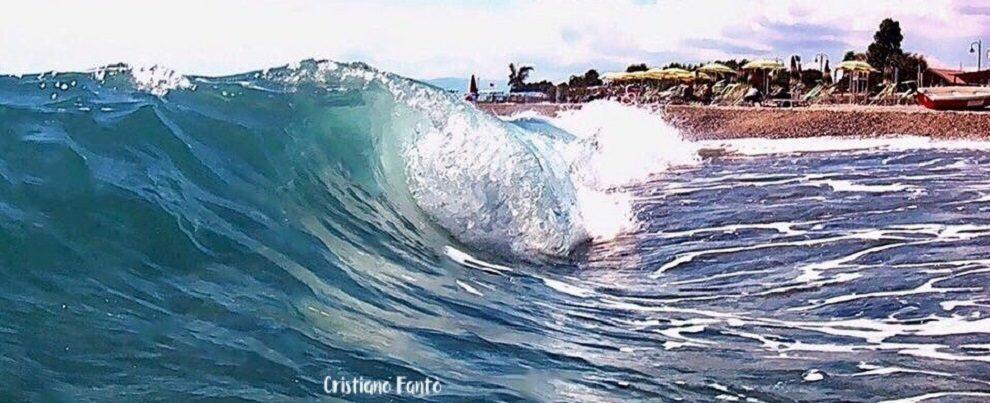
869, 83, 896, 105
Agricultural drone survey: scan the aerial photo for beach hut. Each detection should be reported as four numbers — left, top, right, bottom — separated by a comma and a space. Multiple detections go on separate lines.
742, 59, 785, 96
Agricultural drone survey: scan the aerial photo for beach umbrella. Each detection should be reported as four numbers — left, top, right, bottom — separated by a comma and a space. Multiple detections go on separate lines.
641, 68, 671, 80
698, 63, 738, 75
742, 59, 785, 96
602, 71, 641, 82
658, 67, 693, 75
644, 68, 695, 82
835, 60, 878, 73
658, 68, 695, 79
836, 61, 878, 100
742, 59, 785, 70
601, 72, 625, 81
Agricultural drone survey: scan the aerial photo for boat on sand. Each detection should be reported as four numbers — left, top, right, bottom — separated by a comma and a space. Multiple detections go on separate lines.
917, 86, 990, 110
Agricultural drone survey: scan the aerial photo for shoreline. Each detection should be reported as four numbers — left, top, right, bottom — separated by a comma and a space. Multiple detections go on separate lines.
477, 103, 990, 140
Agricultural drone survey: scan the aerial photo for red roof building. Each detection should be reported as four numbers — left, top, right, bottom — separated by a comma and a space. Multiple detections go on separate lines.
924, 68, 990, 86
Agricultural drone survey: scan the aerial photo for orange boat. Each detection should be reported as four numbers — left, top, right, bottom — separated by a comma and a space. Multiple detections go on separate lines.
917, 86, 990, 110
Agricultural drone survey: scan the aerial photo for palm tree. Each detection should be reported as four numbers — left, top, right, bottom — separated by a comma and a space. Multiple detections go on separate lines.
508, 63, 534, 91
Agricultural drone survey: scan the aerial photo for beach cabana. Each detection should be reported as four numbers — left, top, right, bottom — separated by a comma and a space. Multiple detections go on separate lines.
836, 61, 878, 102
742, 59, 785, 96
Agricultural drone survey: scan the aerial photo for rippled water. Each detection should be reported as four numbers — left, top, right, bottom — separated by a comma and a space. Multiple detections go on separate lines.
561, 147, 990, 402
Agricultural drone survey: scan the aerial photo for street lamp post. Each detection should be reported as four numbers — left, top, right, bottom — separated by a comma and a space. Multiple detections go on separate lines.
814, 53, 829, 73
970, 40, 983, 71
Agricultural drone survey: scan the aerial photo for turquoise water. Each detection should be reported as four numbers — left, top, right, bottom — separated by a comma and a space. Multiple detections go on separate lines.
1, 60, 989, 402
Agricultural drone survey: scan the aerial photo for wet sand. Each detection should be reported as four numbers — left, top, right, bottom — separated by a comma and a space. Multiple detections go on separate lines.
478, 103, 990, 140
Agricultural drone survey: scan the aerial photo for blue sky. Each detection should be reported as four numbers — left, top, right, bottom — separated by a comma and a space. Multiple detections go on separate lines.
2, 0, 989, 83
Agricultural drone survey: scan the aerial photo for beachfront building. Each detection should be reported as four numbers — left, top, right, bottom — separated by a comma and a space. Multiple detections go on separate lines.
923, 68, 990, 86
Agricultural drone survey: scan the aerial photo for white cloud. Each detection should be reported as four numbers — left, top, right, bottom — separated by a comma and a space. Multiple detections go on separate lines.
0, 0, 987, 80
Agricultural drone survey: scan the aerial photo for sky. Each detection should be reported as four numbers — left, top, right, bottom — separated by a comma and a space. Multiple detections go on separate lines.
2, 0, 990, 83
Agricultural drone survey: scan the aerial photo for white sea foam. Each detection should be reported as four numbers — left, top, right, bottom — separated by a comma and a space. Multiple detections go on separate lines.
455, 280, 484, 296
658, 221, 811, 238
879, 391, 990, 403
802, 369, 824, 382
541, 277, 594, 298
545, 101, 700, 241
701, 136, 990, 156
604, 298, 990, 363
89, 64, 193, 96
549, 101, 700, 188
444, 246, 514, 274
822, 180, 918, 194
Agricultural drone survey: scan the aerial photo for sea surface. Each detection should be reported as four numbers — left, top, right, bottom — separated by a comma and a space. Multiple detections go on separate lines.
1, 60, 988, 402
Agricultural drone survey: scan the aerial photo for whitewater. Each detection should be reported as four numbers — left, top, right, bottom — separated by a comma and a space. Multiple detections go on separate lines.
1, 60, 988, 402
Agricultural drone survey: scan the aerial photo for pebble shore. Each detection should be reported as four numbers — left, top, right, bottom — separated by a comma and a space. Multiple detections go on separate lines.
478, 103, 990, 140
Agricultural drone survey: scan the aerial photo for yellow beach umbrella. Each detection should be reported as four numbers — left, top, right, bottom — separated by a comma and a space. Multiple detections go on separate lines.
644, 68, 695, 81
742, 59, 785, 96
602, 71, 642, 82
698, 63, 737, 75
658, 67, 693, 75
835, 61, 877, 102
641, 68, 672, 80
835, 60, 878, 73
741, 59, 785, 70
601, 72, 627, 82
626, 71, 653, 81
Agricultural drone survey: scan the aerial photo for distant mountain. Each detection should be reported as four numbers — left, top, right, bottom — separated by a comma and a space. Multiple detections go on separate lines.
421, 77, 507, 93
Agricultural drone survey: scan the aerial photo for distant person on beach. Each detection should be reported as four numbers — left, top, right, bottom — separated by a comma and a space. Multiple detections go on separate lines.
744, 87, 762, 104
699, 84, 713, 104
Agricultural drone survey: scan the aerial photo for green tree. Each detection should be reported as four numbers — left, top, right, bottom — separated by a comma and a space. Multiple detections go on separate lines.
715, 59, 748, 70
800, 69, 824, 86
625, 63, 648, 72
843, 51, 857, 61
899, 53, 928, 83
662, 62, 701, 70
867, 18, 904, 70
508, 63, 534, 91
789, 55, 802, 80
568, 69, 602, 87
584, 69, 602, 86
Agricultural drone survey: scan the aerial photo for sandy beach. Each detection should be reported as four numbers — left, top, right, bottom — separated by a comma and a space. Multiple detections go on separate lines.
479, 103, 990, 140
